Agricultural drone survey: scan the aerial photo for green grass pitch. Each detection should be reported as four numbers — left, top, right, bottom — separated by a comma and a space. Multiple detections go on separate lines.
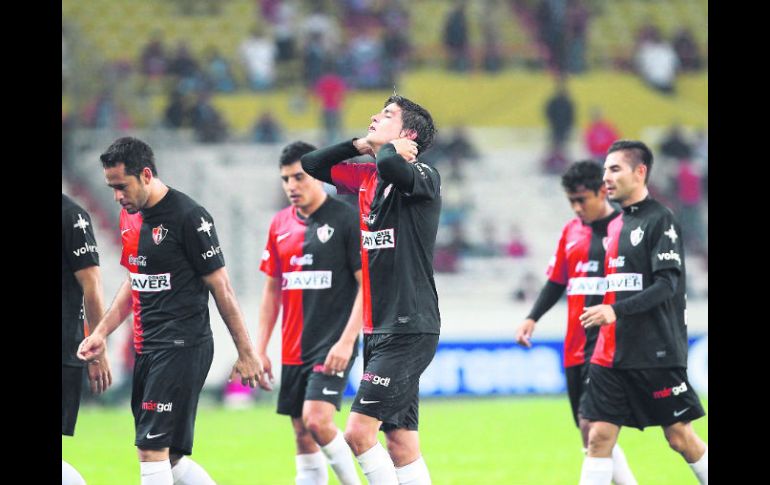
63, 396, 708, 484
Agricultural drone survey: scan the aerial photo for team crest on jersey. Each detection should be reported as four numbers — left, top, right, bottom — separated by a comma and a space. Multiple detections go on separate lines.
152, 224, 169, 245
664, 224, 678, 243
317, 224, 334, 243
630, 226, 644, 246
602, 237, 611, 250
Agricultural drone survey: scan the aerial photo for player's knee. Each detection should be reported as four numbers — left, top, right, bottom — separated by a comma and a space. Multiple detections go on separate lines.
344, 424, 372, 455
586, 425, 615, 454
665, 428, 689, 454
303, 412, 332, 438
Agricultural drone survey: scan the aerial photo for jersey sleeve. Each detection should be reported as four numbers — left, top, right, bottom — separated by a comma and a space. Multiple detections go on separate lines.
331, 162, 377, 195
545, 225, 569, 284
182, 206, 226, 275
259, 216, 281, 277
63, 207, 100, 272
650, 210, 684, 274
402, 161, 441, 201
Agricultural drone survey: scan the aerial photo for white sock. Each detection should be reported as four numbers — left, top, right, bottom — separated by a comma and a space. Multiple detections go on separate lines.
689, 446, 708, 485
141, 460, 173, 485
62, 460, 87, 485
295, 451, 328, 485
321, 430, 361, 485
356, 442, 398, 485
579, 456, 613, 485
611, 444, 637, 485
171, 456, 216, 485
395, 456, 431, 485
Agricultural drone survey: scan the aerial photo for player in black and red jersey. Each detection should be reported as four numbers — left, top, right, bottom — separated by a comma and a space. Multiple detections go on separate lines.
257, 141, 362, 485
302, 95, 439, 484
77, 137, 263, 485
577, 141, 707, 485
62, 194, 112, 485
515, 161, 637, 484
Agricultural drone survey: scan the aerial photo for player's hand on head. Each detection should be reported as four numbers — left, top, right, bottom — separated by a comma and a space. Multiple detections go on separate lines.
516, 319, 536, 348
87, 353, 113, 395
391, 137, 419, 162
579, 305, 616, 328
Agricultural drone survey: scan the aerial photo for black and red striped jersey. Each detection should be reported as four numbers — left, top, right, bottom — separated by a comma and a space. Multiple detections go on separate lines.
546, 211, 620, 367
62, 194, 100, 367
259, 196, 361, 365
591, 197, 688, 369
326, 145, 442, 335
119, 187, 224, 354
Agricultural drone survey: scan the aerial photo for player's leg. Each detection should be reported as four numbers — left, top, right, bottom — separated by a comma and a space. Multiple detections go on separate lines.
303, 360, 361, 484
345, 411, 398, 484
63, 366, 87, 484
663, 422, 707, 484
385, 427, 430, 485
291, 416, 328, 485
137, 448, 173, 485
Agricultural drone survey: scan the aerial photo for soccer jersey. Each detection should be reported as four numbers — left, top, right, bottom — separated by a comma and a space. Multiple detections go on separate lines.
119, 187, 224, 354
546, 210, 620, 367
591, 197, 688, 369
62, 194, 100, 367
326, 143, 442, 335
259, 196, 361, 365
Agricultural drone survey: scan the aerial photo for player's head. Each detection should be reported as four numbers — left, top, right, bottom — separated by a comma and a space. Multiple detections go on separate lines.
100, 137, 158, 214
279, 141, 325, 212
366, 95, 436, 151
603, 140, 653, 205
561, 161, 609, 224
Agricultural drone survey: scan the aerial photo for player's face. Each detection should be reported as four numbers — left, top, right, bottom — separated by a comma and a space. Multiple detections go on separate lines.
104, 163, 151, 214
365, 103, 411, 148
280, 162, 324, 210
566, 186, 606, 224
603, 151, 645, 206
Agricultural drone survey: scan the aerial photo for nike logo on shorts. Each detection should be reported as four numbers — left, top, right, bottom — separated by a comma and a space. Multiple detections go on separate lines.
277, 232, 291, 243
673, 407, 690, 417
359, 398, 380, 405
146, 432, 166, 439
322, 387, 339, 395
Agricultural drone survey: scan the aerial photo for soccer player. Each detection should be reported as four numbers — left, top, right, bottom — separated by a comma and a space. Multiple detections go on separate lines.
256, 141, 363, 485
62, 193, 113, 485
515, 161, 637, 484
578, 140, 708, 485
301, 95, 440, 485
77, 137, 264, 485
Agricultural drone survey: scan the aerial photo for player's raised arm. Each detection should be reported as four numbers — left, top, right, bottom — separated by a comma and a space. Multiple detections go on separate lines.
300, 140, 363, 184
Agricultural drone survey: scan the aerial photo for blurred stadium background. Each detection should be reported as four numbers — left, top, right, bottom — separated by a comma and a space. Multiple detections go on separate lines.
61, 0, 707, 483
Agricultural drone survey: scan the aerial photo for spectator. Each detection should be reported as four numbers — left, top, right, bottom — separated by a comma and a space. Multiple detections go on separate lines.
672, 28, 703, 71
302, 31, 327, 88
634, 27, 679, 95
584, 107, 620, 162
167, 41, 202, 94
504, 224, 529, 259
139, 31, 168, 80
536, 0, 567, 73
512, 271, 541, 302
381, 0, 411, 78
81, 89, 134, 131
300, 2, 341, 54
272, 0, 299, 63
480, 0, 504, 72
545, 77, 575, 152
202, 46, 237, 93
163, 88, 191, 129
313, 62, 347, 144
348, 26, 385, 89
443, 0, 470, 72
659, 124, 692, 161
240, 25, 277, 91
674, 157, 706, 255
190, 91, 228, 143
251, 111, 284, 143
565, 0, 590, 74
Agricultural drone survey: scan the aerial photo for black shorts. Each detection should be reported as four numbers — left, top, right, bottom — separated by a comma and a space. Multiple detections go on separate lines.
350, 333, 439, 432
62, 365, 85, 436
580, 363, 706, 430
565, 363, 590, 427
277, 358, 356, 418
131, 339, 214, 455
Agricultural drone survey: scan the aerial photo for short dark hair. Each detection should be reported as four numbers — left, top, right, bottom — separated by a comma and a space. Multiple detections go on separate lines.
607, 139, 654, 183
100, 137, 157, 177
561, 160, 604, 193
279, 141, 317, 167
385, 95, 437, 151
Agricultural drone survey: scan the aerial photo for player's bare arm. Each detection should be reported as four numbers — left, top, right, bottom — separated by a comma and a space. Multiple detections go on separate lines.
77, 277, 133, 362
323, 270, 364, 376
515, 318, 537, 348
579, 304, 617, 328
74, 265, 112, 394
255, 275, 281, 390
202, 267, 264, 388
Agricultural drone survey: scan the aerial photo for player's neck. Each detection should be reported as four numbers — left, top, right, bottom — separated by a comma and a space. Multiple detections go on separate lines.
297, 192, 327, 218
620, 187, 649, 208
144, 181, 169, 209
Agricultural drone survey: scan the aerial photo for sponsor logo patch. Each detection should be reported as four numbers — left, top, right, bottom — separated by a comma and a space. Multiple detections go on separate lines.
130, 273, 171, 292
201, 245, 222, 260
608, 256, 625, 268
567, 277, 607, 296
128, 254, 147, 267
604, 273, 643, 292
282, 271, 332, 290
362, 229, 395, 249
289, 254, 314, 266
141, 401, 173, 412
657, 250, 681, 265
276, 232, 291, 243
652, 382, 688, 399
361, 372, 391, 387
574, 260, 599, 273
73, 242, 98, 257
